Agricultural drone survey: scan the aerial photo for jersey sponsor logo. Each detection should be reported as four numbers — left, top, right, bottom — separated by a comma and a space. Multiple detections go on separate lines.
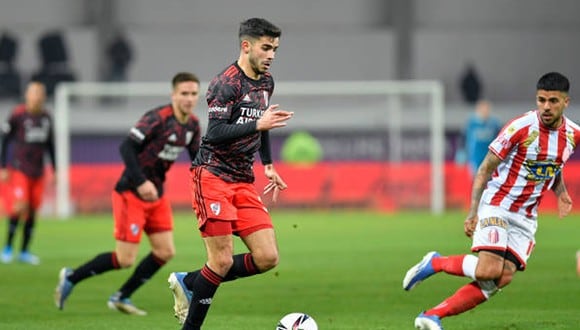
24, 118, 51, 142
209, 106, 227, 113
522, 159, 560, 182
210, 202, 221, 215
130, 127, 146, 141
158, 144, 185, 161
479, 217, 508, 230
236, 107, 265, 124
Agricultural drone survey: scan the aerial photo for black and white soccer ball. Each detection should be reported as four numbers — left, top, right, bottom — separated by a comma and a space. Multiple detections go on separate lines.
276, 312, 318, 330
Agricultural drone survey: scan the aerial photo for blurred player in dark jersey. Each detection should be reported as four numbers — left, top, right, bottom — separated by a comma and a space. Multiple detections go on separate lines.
0, 81, 55, 265
54, 72, 202, 315
167, 18, 293, 329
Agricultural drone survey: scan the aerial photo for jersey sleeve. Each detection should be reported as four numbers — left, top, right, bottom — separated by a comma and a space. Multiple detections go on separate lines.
488, 122, 525, 160
129, 110, 160, 144
206, 76, 239, 120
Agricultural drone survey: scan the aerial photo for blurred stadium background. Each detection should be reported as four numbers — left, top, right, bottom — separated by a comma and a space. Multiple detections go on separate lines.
2, 2, 580, 329
3, 0, 580, 217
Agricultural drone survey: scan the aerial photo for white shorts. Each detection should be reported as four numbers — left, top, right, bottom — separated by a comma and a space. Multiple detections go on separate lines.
471, 203, 537, 270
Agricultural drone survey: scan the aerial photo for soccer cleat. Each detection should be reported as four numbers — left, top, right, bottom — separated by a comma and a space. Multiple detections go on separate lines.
54, 267, 74, 310
107, 292, 147, 316
1, 246, 13, 263
403, 251, 440, 291
168, 272, 193, 325
18, 251, 40, 265
414, 312, 443, 330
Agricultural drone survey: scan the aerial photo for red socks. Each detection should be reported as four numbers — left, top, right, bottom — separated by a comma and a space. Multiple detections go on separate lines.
425, 281, 487, 318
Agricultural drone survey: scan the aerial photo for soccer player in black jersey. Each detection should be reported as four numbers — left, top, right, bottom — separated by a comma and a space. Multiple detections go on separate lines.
54, 72, 202, 315
167, 18, 294, 329
0, 81, 55, 265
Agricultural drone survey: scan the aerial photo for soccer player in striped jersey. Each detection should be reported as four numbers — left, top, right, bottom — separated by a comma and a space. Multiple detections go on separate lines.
403, 72, 580, 330
0, 81, 55, 265
167, 18, 293, 329
54, 72, 202, 316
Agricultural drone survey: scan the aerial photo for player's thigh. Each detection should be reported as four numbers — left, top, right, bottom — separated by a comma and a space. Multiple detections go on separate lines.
241, 228, 279, 259
144, 196, 174, 235
29, 176, 45, 211
233, 183, 274, 237
10, 170, 30, 213
190, 167, 237, 228
203, 235, 235, 275
112, 190, 147, 243
148, 230, 175, 261
505, 214, 537, 270
114, 239, 141, 267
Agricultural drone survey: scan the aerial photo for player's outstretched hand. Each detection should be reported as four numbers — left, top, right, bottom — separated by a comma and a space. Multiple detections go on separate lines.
256, 104, 293, 131
263, 164, 287, 203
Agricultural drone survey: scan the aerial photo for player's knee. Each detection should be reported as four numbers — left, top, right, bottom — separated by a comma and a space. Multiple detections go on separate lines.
115, 253, 137, 268
153, 246, 175, 262
496, 269, 515, 288
475, 265, 503, 281
253, 250, 279, 272
211, 255, 235, 275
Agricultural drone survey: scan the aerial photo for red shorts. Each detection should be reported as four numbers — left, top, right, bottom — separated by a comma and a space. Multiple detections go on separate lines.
7, 170, 45, 212
112, 190, 174, 243
190, 167, 273, 238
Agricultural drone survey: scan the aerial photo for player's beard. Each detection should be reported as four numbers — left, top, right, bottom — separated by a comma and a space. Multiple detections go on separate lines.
249, 55, 267, 75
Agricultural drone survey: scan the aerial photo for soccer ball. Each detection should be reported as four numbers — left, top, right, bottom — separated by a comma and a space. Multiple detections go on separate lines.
276, 312, 318, 330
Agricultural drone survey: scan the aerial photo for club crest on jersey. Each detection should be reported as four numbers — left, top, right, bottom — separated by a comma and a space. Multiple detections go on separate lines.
130, 223, 140, 236
488, 228, 500, 244
210, 202, 221, 215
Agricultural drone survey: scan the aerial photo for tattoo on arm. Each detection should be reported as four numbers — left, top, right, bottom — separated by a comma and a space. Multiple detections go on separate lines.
469, 152, 502, 215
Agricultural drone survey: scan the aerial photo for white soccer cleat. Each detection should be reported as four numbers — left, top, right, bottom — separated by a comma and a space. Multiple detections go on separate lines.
107, 292, 147, 316
168, 272, 193, 325
414, 312, 443, 330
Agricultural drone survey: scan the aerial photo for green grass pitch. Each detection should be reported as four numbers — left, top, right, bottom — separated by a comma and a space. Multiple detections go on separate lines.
0, 210, 579, 329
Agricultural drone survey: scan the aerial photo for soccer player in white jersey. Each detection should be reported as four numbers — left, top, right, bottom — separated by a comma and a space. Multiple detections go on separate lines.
402, 72, 580, 330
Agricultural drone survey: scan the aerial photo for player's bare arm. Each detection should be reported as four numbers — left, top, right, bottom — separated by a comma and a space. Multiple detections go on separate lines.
552, 172, 572, 219
256, 104, 293, 131
465, 151, 502, 237
263, 163, 287, 202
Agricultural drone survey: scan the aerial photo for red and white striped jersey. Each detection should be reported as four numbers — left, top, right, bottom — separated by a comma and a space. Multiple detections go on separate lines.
483, 110, 580, 219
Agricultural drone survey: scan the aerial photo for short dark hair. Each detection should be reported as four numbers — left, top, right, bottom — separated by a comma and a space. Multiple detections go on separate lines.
238, 18, 281, 42
536, 72, 570, 93
172, 72, 199, 89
